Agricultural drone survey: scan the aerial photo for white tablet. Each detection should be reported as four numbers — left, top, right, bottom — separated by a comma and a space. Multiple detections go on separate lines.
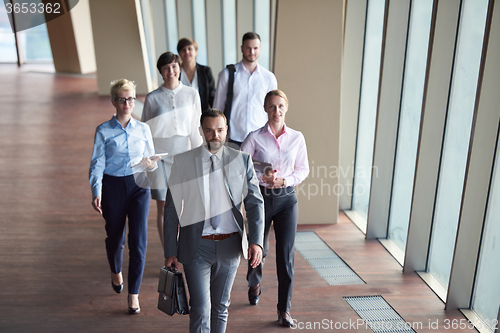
132, 153, 168, 168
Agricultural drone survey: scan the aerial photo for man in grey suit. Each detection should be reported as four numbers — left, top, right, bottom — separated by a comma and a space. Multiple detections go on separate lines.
164, 109, 264, 333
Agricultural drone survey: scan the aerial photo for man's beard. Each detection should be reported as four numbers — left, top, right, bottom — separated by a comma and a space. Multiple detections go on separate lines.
208, 140, 222, 151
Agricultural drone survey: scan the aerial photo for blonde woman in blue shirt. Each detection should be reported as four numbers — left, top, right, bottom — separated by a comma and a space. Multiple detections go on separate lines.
89, 79, 160, 314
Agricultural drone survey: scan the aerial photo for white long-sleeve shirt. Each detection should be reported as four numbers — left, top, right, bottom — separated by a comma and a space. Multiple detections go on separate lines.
141, 83, 203, 159
213, 62, 277, 142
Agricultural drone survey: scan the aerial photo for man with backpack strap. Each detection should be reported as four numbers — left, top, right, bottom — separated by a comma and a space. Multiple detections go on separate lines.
213, 32, 278, 147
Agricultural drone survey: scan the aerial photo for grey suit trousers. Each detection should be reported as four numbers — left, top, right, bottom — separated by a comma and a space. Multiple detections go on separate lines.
183, 234, 242, 333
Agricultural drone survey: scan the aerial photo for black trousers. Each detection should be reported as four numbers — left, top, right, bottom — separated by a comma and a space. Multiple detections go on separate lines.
102, 174, 150, 294
247, 186, 298, 312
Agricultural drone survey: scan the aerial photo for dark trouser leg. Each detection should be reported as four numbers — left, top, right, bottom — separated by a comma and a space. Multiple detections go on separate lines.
273, 192, 298, 312
102, 175, 127, 275
247, 193, 273, 287
125, 175, 150, 295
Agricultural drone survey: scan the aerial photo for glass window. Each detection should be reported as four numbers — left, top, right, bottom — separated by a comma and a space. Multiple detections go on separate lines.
0, 1, 52, 63
192, 0, 208, 65
352, 0, 386, 222
18, 23, 52, 62
0, 5, 17, 62
472, 131, 500, 331
165, 0, 179, 53
140, 0, 156, 83
427, 0, 489, 289
221, 0, 237, 66
387, 0, 433, 253
254, 0, 270, 70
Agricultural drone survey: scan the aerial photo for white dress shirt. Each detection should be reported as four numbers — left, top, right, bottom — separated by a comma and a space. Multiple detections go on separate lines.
200, 147, 240, 236
241, 123, 309, 187
213, 61, 278, 142
180, 68, 199, 92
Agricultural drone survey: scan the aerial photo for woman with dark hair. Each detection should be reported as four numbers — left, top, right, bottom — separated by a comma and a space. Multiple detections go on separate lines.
89, 79, 160, 314
177, 38, 216, 112
141, 52, 203, 247
241, 89, 309, 328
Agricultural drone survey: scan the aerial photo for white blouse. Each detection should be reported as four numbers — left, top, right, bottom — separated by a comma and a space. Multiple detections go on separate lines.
141, 83, 203, 162
180, 67, 199, 92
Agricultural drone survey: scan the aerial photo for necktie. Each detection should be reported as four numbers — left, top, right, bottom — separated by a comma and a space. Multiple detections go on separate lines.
209, 155, 221, 230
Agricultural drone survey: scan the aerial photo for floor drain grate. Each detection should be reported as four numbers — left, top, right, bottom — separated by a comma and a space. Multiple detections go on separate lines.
344, 296, 417, 333
295, 231, 365, 285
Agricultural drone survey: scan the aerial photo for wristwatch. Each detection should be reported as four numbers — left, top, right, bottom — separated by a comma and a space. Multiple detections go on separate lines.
282, 178, 287, 188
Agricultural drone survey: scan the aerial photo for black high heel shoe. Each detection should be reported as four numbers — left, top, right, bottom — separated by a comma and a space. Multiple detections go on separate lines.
128, 295, 140, 314
111, 280, 123, 294
277, 311, 293, 327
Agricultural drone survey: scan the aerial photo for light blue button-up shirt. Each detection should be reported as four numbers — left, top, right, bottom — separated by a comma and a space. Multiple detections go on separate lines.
89, 115, 156, 198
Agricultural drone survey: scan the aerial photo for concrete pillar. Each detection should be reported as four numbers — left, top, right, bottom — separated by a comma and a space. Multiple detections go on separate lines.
45, 0, 96, 74
273, 0, 344, 224
89, 0, 153, 95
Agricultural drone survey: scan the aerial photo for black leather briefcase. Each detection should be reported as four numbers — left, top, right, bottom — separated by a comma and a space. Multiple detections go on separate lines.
157, 266, 189, 316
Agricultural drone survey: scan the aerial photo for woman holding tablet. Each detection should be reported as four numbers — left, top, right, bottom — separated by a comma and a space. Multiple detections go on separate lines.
241, 90, 309, 327
89, 79, 160, 314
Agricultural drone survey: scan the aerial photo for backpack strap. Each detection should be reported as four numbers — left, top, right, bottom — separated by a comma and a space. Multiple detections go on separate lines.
224, 64, 236, 129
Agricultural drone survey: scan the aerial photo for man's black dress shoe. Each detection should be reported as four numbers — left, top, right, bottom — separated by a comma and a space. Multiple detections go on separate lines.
277, 311, 293, 327
111, 280, 123, 294
248, 285, 261, 305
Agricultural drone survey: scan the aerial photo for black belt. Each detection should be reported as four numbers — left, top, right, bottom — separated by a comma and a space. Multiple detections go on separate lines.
259, 186, 295, 197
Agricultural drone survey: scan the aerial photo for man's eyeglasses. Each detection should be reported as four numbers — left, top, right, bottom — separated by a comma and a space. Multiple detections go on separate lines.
116, 97, 136, 104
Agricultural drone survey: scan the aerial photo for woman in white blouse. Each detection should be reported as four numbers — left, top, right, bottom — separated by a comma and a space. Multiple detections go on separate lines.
141, 52, 203, 247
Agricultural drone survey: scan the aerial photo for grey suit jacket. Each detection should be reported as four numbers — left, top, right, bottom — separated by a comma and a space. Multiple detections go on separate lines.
163, 145, 264, 265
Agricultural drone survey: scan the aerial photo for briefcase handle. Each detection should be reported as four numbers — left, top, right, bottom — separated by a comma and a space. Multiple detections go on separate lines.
158, 266, 178, 296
